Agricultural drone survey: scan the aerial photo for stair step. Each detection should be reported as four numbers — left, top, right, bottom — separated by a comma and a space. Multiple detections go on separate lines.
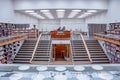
15, 56, 32, 58
13, 61, 30, 63
92, 58, 109, 60
33, 58, 49, 61
14, 58, 31, 60
92, 60, 109, 63
73, 56, 89, 58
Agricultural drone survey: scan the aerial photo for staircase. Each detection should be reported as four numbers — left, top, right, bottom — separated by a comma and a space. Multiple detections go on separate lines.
13, 40, 36, 64
71, 40, 90, 63
86, 40, 109, 64
32, 40, 50, 62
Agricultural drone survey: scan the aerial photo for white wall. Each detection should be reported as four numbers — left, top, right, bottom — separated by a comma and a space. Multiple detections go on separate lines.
0, 0, 14, 22
38, 19, 87, 32
38, 19, 60, 31
85, 0, 120, 23
14, 12, 39, 28
107, 0, 120, 22
61, 19, 86, 31
85, 11, 108, 23
13, 0, 108, 10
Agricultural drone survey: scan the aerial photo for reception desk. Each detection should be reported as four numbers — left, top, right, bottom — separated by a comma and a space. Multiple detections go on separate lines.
50, 30, 70, 38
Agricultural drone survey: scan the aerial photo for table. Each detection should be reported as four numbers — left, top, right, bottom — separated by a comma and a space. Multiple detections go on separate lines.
92, 65, 103, 70
18, 65, 30, 70
36, 66, 48, 71
74, 66, 85, 71
55, 66, 66, 71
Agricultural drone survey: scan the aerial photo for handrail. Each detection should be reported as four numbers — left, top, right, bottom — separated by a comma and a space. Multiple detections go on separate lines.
80, 33, 93, 63
70, 37, 74, 63
47, 35, 51, 56
49, 38, 53, 62
70, 32, 74, 63
30, 33, 42, 63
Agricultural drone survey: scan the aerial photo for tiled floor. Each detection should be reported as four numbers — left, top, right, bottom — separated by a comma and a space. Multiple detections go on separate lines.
0, 64, 120, 80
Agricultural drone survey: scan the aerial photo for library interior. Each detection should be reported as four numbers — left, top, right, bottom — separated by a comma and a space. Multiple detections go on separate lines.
0, 0, 120, 80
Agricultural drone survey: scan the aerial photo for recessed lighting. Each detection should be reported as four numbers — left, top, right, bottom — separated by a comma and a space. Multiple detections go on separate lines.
40, 10, 49, 12
29, 12, 37, 15
56, 10, 65, 18
87, 10, 97, 13
25, 10, 34, 13
42, 12, 54, 19
57, 12, 65, 18
68, 10, 81, 18
56, 10, 65, 12
72, 10, 81, 12
84, 12, 92, 15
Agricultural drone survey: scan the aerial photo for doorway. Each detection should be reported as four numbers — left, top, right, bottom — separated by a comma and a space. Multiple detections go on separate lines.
52, 44, 70, 61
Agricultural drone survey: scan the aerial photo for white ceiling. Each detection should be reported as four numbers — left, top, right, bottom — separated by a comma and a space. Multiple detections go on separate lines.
16, 9, 107, 20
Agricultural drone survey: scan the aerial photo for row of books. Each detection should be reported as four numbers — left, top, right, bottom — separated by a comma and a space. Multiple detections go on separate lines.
104, 42, 120, 63
0, 23, 30, 37
0, 41, 20, 64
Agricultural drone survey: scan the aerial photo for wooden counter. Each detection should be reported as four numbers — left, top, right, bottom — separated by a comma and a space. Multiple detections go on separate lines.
50, 30, 70, 38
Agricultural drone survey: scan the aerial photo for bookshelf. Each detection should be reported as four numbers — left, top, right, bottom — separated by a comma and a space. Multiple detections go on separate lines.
12, 24, 39, 38
0, 41, 21, 64
0, 23, 15, 37
104, 42, 120, 63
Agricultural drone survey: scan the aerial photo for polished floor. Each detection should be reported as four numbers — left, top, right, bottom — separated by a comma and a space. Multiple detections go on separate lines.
0, 64, 120, 80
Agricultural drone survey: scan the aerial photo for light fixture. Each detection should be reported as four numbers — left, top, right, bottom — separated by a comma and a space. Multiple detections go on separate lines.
68, 10, 81, 18
72, 10, 81, 12
25, 10, 34, 13
29, 12, 37, 15
56, 10, 65, 12
84, 12, 92, 15
87, 10, 97, 13
40, 10, 50, 12
34, 15, 45, 19
42, 12, 54, 19
56, 10, 65, 18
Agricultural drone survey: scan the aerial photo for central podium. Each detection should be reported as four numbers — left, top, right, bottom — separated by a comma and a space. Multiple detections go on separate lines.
50, 30, 71, 61
50, 30, 71, 38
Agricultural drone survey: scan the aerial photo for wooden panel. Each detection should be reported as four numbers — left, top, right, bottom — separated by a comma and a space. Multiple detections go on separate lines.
50, 30, 70, 38
55, 44, 66, 61
88, 24, 107, 36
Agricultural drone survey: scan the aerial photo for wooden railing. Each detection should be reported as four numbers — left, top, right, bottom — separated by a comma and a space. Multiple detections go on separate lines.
80, 33, 93, 63
94, 33, 120, 45
0, 34, 28, 46
30, 33, 42, 63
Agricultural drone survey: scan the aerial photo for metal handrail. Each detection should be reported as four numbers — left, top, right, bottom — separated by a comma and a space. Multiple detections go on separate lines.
30, 33, 42, 63
80, 33, 93, 63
